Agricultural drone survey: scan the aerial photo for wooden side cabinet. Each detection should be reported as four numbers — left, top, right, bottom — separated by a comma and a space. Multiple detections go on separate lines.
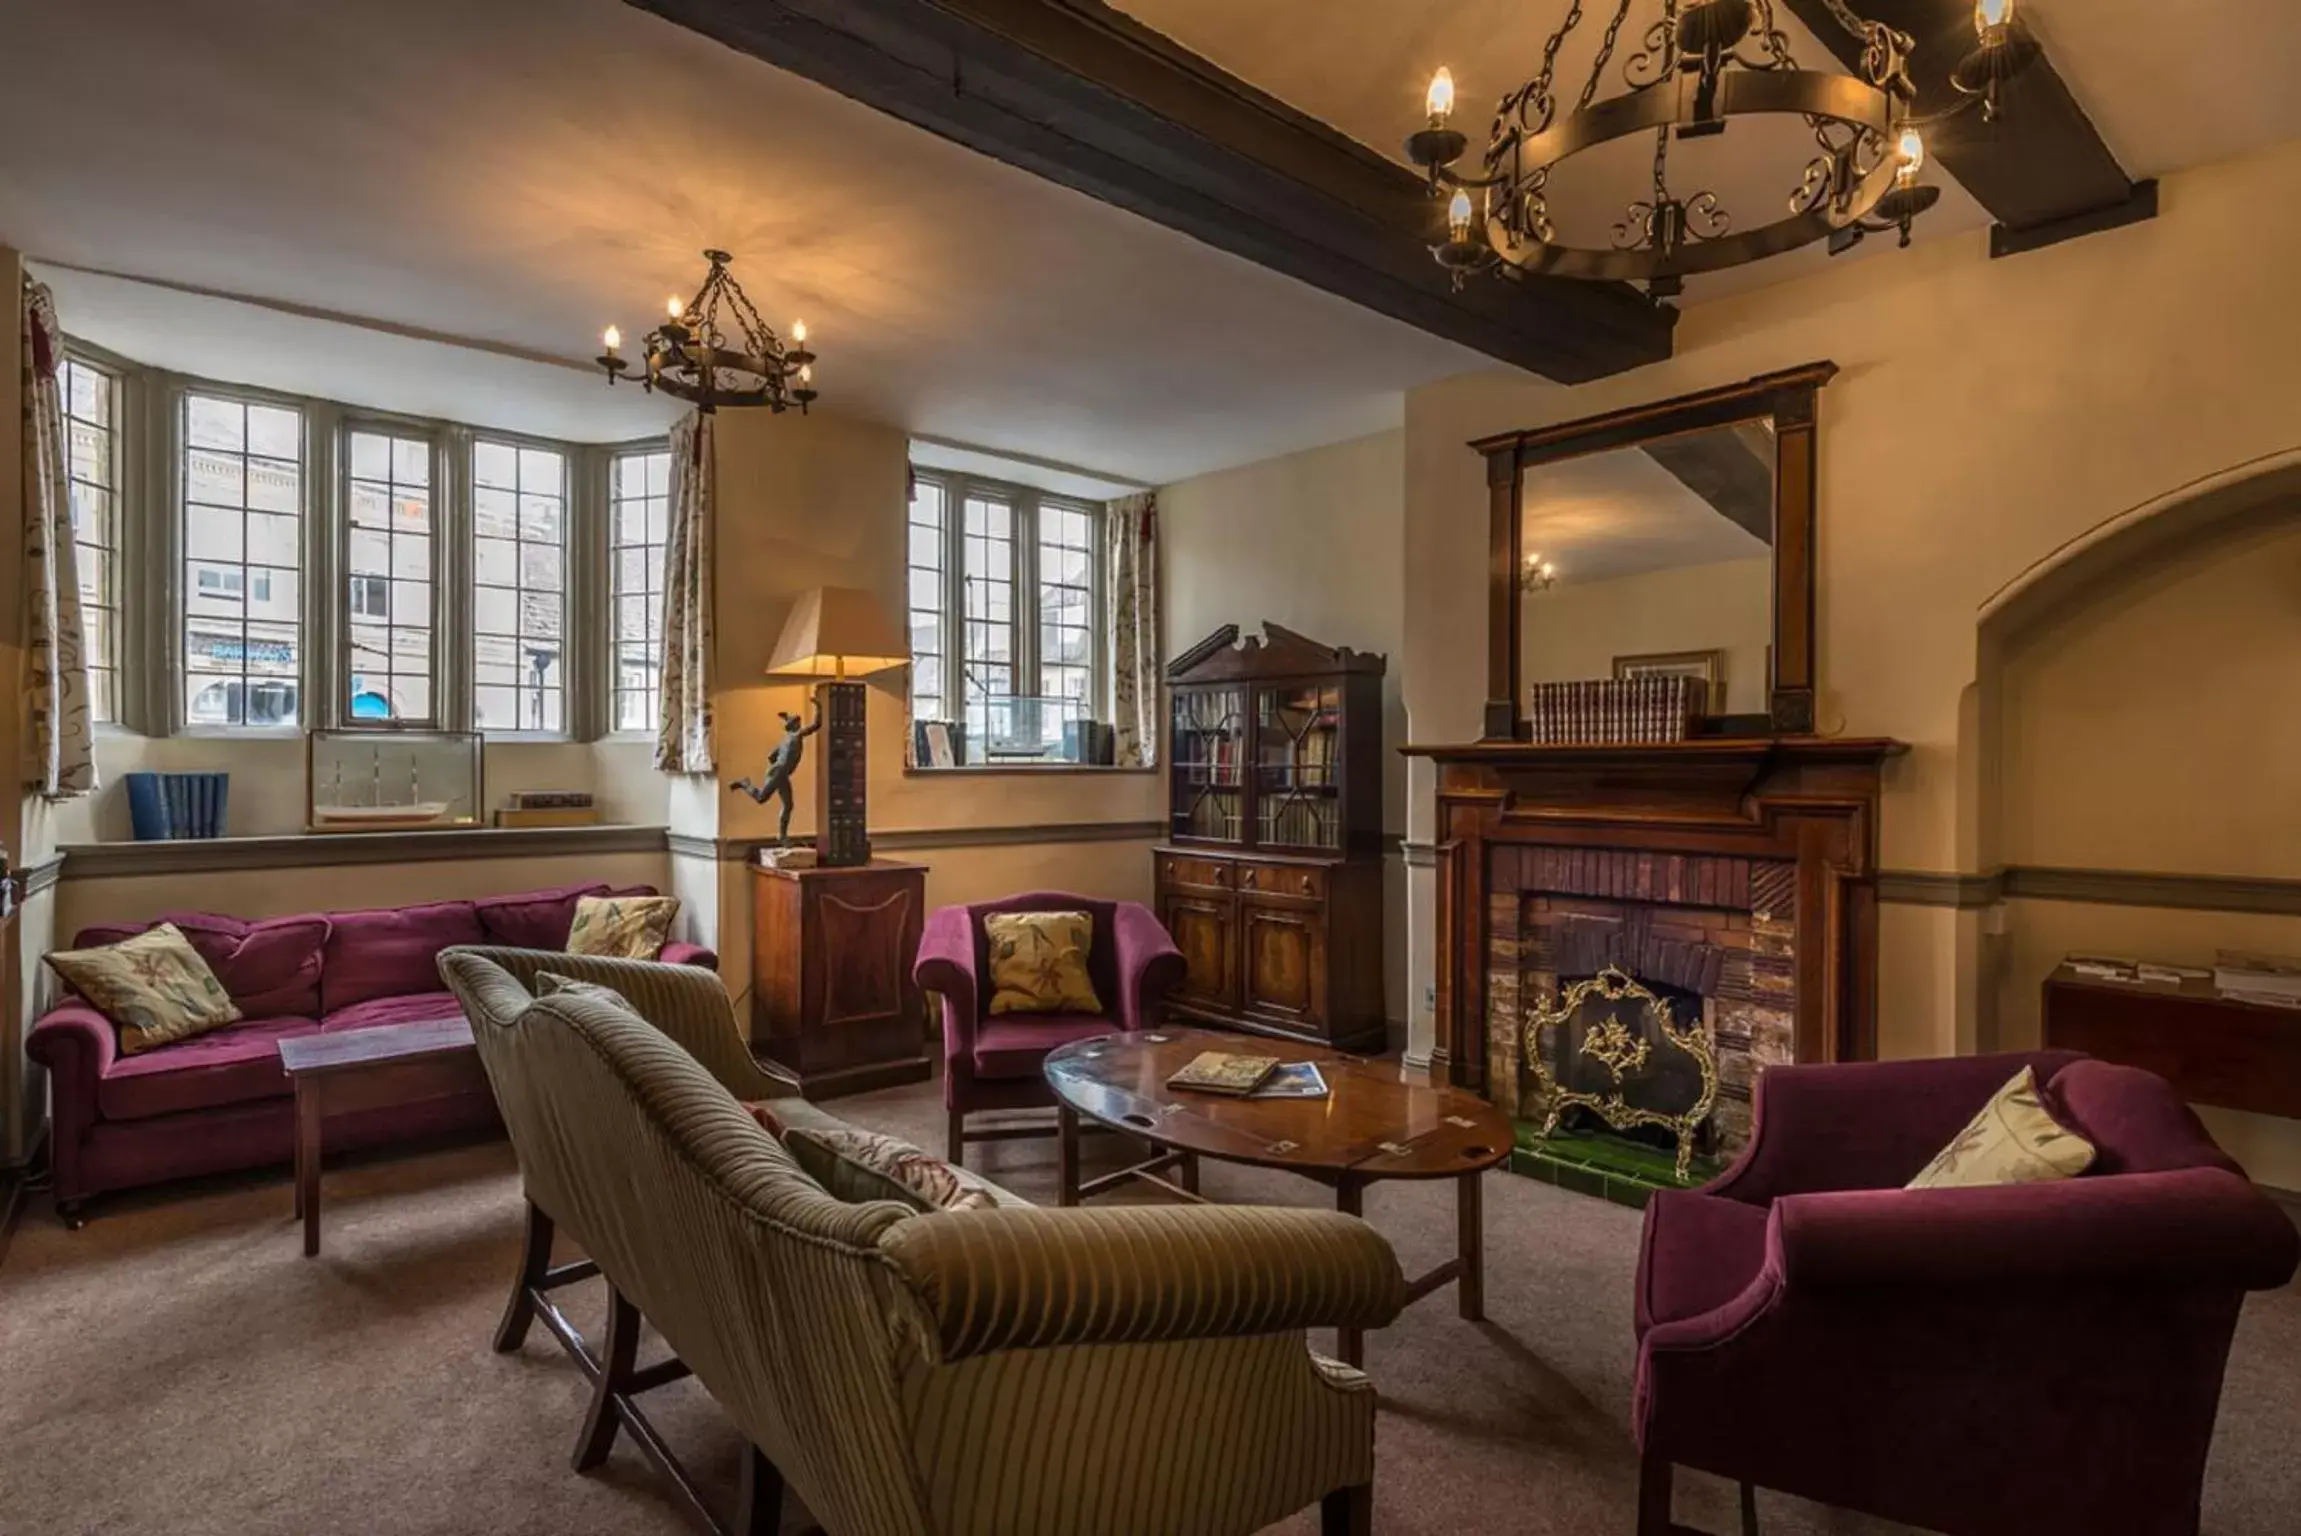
1155, 848, 1384, 1053
751, 858, 929, 1099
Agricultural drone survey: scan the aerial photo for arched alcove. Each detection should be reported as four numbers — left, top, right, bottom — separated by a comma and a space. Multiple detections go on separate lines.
1972, 452, 2301, 1185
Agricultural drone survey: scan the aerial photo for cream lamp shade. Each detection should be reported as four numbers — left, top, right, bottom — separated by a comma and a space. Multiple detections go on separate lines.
765, 585, 909, 680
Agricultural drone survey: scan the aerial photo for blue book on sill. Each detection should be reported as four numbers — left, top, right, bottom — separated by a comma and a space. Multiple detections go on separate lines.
125, 771, 230, 841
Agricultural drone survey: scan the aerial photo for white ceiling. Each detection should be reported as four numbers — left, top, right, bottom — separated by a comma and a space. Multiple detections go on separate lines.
1116, 0, 2301, 302
1521, 435, 1769, 584
0, 0, 1480, 474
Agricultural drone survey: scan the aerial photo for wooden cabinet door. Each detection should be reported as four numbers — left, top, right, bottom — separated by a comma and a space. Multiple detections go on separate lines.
1162, 892, 1237, 1015
1238, 896, 1327, 1036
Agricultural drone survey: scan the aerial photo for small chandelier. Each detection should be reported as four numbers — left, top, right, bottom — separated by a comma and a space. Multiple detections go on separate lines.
1521, 552, 1559, 592
598, 249, 816, 414
1407, 0, 2038, 300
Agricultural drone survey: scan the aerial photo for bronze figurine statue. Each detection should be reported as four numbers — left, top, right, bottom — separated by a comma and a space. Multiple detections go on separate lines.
728, 697, 822, 845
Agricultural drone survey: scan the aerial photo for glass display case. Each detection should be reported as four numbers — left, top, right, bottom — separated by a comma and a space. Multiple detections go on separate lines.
306, 729, 482, 832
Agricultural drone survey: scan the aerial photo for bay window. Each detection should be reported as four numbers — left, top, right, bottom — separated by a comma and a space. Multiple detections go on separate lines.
182, 392, 303, 728
610, 448, 671, 733
344, 428, 435, 724
472, 441, 567, 734
60, 359, 120, 723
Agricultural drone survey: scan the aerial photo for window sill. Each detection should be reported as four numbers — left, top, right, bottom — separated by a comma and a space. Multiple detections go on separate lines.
905, 763, 1156, 778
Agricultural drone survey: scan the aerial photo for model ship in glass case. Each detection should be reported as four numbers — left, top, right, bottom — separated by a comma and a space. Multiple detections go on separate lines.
306, 729, 482, 832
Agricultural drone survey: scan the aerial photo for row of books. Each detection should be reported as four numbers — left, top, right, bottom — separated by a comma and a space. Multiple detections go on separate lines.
1261, 798, 1339, 849
1527, 676, 1705, 745
2068, 951, 2301, 1009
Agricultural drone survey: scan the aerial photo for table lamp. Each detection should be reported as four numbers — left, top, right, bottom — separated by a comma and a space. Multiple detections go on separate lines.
765, 585, 908, 867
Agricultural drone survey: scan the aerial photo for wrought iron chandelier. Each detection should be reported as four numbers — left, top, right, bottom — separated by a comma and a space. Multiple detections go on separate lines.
1407, 0, 2040, 299
598, 249, 817, 414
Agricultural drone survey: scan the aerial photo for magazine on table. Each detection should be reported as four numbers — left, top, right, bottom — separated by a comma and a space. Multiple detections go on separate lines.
1251, 1062, 1331, 1099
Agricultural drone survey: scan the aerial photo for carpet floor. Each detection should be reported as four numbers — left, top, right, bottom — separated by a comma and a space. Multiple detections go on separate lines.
4, 1075, 2298, 1536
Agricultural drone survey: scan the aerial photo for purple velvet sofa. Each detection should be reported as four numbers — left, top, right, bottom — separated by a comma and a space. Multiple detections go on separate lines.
1634, 1050, 2301, 1536
27, 881, 715, 1220
914, 891, 1184, 1164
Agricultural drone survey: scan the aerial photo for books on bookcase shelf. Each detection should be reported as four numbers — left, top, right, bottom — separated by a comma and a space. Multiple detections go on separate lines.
1526, 675, 1705, 744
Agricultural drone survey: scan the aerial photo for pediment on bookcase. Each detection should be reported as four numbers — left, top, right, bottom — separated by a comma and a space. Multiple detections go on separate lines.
1166, 622, 1387, 684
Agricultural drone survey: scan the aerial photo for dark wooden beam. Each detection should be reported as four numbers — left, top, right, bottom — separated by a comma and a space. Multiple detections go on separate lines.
622, 0, 1675, 382
1642, 426, 1774, 545
1780, 1, 2151, 253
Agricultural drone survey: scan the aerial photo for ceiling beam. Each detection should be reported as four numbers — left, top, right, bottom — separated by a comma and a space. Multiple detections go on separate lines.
1780, 0, 2153, 252
622, 0, 1676, 382
1642, 428, 1775, 545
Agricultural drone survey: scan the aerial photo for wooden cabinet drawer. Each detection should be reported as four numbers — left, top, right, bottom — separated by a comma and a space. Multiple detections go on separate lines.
1158, 853, 1234, 892
1236, 862, 1325, 902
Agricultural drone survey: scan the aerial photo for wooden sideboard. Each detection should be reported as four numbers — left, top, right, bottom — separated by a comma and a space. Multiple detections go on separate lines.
1154, 846, 1385, 1053
2044, 965, 2301, 1122
751, 859, 929, 1099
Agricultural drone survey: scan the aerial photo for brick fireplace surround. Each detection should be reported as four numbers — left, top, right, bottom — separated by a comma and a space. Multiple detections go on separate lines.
1404, 737, 1903, 1164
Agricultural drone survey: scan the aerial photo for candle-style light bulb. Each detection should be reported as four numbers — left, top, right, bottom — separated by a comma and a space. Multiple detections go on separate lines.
1977, 0, 2012, 32
1896, 126, 1926, 183
798, 362, 813, 386
791, 318, 807, 345
1426, 66, 1456, 123
601, 324, 621, 354
1448, 188, 1475, 239
666, 295, 685, 320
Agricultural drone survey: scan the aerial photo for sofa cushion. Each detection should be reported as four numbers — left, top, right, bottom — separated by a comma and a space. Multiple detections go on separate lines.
47, 923, 245, 1056
972, 1014, 1113, 1079
72, 912, 331, 1020
1636, 1189, 1770, 1337
321, 990, 467, 1034
320, 900, 485, 1014
983, 909, 1103, 1016
2046, 1057, 2240, 1177
567, 894, 680, 959
473, 882, 614, 951
1907, 1065, 2095, 1190
96, 1015, 323, 1121
789, 1124, 999, 1211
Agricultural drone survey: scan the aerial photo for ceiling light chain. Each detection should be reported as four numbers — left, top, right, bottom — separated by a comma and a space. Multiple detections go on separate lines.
1408, 0, 2039, 299
596, 250, 817, 415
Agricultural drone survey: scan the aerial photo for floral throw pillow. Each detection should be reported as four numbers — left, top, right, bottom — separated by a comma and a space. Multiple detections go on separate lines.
983, 910, 1102, 1017
566, 895, 679, 960
1907, 1066, 2097, 1189
793, 1125, 1000, 1212
46, 922, 244, 1056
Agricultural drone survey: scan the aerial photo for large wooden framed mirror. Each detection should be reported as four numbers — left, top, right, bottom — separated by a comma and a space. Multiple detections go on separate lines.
1471, 361, 1835, 740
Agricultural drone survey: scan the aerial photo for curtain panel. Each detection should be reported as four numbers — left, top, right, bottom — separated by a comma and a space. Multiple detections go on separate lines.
20, 277, 96, 799
655, 409, 717, 773
1104, 491, 1159, 768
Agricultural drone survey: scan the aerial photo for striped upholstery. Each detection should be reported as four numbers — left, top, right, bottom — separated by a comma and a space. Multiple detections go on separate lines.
438, 949, 1402, 1536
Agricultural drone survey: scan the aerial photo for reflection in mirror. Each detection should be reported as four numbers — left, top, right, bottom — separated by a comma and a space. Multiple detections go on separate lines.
1518, 419, 1775, 717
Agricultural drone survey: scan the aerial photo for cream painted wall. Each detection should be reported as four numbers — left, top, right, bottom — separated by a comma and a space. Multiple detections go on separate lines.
1520, 556, 1772, 715
1158, 428, 1410, 1024
1401, 137, 2301, 1079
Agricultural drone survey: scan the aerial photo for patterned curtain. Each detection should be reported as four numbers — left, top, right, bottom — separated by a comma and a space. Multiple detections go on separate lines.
21, 277, 96, 799
655, 409, 716, 773
1104, 491, 1159, 767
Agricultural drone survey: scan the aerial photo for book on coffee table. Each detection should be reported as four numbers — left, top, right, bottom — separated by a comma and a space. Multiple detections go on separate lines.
1166, 1049, 1281, 1096
1251, 1062, 1331, 1099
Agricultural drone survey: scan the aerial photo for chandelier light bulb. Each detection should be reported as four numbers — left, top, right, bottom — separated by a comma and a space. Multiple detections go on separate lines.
1895, 127, 1926, 182
601, 324, 621, 354
791, 318, 807, 344
667, 295, 685, 320
1448, 188, 1475, 238
1977, 0, 2012, 32
799, 362, 814, 385
1426, 67, 1456, 123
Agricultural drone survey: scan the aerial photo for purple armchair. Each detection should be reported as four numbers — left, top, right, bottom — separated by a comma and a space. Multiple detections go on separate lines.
1634, 1050, 2299, 1536
914, 892, 1185, 1165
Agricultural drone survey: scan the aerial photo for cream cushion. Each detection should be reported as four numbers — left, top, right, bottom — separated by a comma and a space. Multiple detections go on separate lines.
46, 922, 243, 1055
983, 909, 1102, 1016
566, 895, 679, 959
1907, 1066, 2097, 1189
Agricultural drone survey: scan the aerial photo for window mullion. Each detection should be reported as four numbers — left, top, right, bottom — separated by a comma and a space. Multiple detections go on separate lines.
439, 425, 473, 732
1015, 494, 1040, 699
941, 474, 963, 731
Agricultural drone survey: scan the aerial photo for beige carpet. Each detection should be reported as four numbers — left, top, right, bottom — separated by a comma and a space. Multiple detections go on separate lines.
4, 1076, 2298, 1536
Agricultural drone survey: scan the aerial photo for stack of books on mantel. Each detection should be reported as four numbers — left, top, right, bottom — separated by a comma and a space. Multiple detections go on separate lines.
1526, 675, 1704, 745
2212, 951, 2301, 1009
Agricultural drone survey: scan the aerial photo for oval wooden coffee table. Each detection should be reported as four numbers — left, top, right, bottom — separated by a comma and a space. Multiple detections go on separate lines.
1044, 1027, 1514, 1366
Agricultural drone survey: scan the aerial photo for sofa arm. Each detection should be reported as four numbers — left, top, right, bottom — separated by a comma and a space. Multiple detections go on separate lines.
26, 1003, 117, 1202
440, 947, 796, 1102
1773, 1167, 2301, 1293
879, 1203, 1405, 1363
1704, 1051, 2088, 1203
660, 940, 718, 970
1112, 900, 1185, 1032
915, 905, 981, 1060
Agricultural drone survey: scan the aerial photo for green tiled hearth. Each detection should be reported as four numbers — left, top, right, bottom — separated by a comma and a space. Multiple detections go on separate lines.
1507, 1122, 1725, 1211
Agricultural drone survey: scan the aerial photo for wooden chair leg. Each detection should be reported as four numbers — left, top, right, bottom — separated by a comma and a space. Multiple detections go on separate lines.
947, 1110, 965, 1166
735, 1443, 785, 1536
572, 1286, 641, 1473
1739, 1479, 1760, 1536
1320, 1482, 1372, 1536
1637, 1449, 1674, 1536
495, 1200, 555, 1354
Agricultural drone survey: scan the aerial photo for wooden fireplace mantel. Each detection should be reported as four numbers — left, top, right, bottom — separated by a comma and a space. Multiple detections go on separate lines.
1406, 734, 1904, 1090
